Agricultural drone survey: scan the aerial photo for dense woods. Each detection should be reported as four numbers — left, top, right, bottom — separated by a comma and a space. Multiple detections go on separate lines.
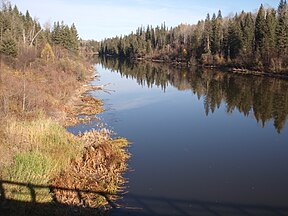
0, 1, 82, 77
100, 0, 288, 73
0, 3, 79, 57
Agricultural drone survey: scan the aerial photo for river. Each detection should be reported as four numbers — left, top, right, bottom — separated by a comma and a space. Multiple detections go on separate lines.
69, 59, 288, 215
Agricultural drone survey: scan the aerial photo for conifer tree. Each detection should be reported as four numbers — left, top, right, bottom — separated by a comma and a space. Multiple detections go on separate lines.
0, 31, 17, 56
255, 4, 267, 58
227, 17, 242, 59
276, 0, 288, 58
241, 12, 254, 57
211, 11, 222, 55
265, 9, 277, 61
201, 13, 211, 54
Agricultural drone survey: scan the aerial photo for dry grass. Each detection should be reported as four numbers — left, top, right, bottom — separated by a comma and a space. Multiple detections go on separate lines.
52, 129, 130, 209
1, 116, 83, 202
0, 50, 130, 214
0, 51, 94, 202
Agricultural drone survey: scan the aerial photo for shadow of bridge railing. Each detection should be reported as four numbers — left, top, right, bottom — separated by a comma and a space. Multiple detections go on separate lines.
0, 179, 117, 215
2, 180, 288, 216
110, 193, 288, 216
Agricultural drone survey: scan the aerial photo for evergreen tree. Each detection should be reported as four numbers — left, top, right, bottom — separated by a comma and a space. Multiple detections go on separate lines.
201, 13, 211, 54
276, 0, 288, 58
255, 4, 267, 58
0, 31, 17, 56
70, 23, 79, 52
52, 21, 61, 44
227, 17, 242, 59
99, 0, 288, 72
265, 9, 277, 62
211, 11, 222, 55
241, 12, 254, 56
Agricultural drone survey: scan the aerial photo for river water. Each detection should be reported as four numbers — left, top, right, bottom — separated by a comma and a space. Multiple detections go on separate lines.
69, 60, 288, 215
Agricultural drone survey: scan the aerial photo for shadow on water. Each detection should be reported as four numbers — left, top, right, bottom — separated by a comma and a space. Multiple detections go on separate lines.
97, 57, 288, 133
110, 193, 288, 216
0, 180, 116, 215
1, 180, 288, 216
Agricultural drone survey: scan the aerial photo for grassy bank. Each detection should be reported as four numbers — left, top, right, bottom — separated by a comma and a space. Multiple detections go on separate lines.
2, 116, 82, 203
0, 3, 130, 214
0, 52, 130, 215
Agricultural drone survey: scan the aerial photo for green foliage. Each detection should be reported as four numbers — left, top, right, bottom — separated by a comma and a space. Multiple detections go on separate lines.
276, 0, 288, 58
3, 117, 83, 202
211, 11, 222, 55
241, 13, 254, 56
8, 151, 54, 184
4, 117, 82, 178
255, 4, 266, 57
100, 0, 288, 72
0, 1, 81, 62
0, 36, 17, 56
51, 21, 79, 53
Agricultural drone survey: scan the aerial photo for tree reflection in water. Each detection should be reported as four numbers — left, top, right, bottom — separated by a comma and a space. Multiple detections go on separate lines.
98, 57, 288, 133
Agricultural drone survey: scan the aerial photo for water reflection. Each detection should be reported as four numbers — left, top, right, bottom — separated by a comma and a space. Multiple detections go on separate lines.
98, 58, 288, 133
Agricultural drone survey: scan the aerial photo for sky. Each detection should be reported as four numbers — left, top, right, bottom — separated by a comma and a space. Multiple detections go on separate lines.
11, 0, 279, 41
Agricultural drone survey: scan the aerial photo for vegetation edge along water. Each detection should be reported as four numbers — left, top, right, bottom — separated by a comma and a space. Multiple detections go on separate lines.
0, 1, 130, 215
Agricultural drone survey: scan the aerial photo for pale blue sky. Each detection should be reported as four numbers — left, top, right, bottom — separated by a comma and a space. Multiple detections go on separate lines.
12, 0, 278, 41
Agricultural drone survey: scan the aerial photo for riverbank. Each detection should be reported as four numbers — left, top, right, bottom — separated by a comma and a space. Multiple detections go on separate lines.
100, 55, 288, 80
0, 55, 130, 215
134, 57, 288, 80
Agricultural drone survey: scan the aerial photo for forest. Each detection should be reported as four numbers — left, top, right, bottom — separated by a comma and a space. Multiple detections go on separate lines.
0, 3, 80, 61
99, 0, 288, 73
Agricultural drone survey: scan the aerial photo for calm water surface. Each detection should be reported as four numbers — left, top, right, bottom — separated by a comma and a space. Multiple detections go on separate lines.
69, 60, 288, 215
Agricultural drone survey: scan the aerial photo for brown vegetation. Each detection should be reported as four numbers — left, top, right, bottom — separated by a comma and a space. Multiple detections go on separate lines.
1, 2, 130, 214
1, 39, 129, 216
52, 130, 129, 211
0, 59, 131, 216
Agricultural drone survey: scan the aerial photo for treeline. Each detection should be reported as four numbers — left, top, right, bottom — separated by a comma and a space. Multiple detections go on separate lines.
99, 0, 288, 73
100, 58, 288, 133
0, 1, 79, 63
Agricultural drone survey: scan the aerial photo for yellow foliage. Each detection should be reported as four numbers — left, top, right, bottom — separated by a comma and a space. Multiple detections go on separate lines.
182, 48, 188, 58
40, 43, 55, 62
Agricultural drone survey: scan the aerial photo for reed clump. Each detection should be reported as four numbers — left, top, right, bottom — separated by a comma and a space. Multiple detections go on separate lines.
52, 129, 130, 210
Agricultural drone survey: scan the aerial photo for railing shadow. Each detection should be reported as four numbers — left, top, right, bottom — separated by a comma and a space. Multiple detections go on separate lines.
110, 194, 288, 216
2, 180, 288, 216
0, 180, 116, 215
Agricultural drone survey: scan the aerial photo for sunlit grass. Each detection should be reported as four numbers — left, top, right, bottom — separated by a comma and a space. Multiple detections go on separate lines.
2, 115, 83, 202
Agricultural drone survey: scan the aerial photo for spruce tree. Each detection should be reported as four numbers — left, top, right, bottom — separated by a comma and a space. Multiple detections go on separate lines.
255, 4, 266, 58
201, 13, 211, 54
227, 17, 242, 59
241, 12, 254, 58
0, 33, 17, 56
276, 0, 288, 58
211, 11, 222, 55
70, 23, 79, 53
265, 9, 277, 62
